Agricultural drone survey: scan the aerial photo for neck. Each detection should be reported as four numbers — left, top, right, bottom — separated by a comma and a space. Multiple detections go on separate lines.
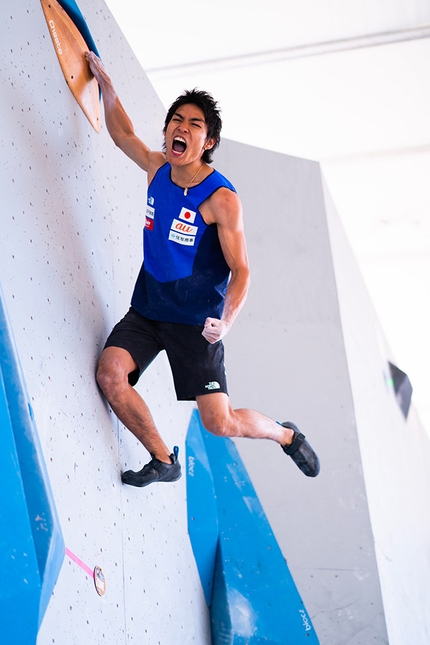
171, 161, 205, 187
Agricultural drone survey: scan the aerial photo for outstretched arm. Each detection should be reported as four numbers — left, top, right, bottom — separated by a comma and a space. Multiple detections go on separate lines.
201, 189, 251, 344
85, 52, 164, 175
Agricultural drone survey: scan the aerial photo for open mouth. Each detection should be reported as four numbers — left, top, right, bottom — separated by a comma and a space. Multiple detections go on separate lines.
172, 136, 187, 155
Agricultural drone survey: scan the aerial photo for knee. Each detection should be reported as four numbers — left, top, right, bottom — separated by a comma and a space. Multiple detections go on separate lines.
199, 409, 232, 438
96, 355, 128, 400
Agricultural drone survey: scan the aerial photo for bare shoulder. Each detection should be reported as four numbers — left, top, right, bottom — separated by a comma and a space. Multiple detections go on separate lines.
202, 187, 243, 227
147, 151, 167, 184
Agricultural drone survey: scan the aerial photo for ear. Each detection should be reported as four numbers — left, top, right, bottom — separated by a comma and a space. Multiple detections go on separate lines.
205, 137, 216, 151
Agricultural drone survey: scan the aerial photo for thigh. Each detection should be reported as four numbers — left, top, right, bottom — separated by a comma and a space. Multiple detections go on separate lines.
196, 391, 232, 432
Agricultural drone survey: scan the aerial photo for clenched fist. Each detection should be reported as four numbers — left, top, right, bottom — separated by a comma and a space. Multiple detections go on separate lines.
202, 318, 230, 344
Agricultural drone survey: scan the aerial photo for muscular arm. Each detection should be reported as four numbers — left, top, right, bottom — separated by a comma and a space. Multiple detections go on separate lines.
85, 52, 164, 177
201, 189, 251, 343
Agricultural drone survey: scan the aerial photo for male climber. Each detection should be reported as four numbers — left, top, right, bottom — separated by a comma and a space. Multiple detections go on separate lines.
86, 51, 320, 487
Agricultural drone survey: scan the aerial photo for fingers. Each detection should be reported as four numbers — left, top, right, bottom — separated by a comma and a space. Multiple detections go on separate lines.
202, 327, 219, 343
85, 50, 97, 65
85, 51, 104, 81
201, 318, 229, 344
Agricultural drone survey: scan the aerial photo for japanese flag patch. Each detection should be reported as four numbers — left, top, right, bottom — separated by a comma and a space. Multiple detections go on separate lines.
178, 207, 196, 224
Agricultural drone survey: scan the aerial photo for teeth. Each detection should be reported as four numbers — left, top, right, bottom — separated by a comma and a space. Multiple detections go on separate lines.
172, 136, 187, 154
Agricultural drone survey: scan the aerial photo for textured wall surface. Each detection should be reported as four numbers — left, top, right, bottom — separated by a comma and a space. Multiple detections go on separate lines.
3, 1, 430, 644
1, 2, 206, 643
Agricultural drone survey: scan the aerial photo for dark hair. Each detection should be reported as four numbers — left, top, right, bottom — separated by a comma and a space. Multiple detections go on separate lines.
163, 89, 222, 163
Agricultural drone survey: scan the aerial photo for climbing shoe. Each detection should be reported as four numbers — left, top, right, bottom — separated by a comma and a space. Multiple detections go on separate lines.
281, 422, 320, 477
121, 446, 182, 487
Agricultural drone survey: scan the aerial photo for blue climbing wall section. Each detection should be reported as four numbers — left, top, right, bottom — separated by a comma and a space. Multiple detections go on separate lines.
0, 285, 64, 643
186, 410, 319, 644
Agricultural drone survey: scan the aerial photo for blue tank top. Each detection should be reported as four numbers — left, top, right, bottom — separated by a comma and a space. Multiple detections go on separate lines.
131, 163, 236, 325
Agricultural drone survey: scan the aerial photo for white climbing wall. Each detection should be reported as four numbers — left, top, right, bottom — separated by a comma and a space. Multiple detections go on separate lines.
215, 141, 430, 645
1, 2, 208, 643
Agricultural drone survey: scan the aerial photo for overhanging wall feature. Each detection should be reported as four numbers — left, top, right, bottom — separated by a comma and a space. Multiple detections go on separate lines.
215, 141, 430, 645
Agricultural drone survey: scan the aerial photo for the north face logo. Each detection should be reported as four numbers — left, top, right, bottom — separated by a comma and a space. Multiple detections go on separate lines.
204, 381, 220, 391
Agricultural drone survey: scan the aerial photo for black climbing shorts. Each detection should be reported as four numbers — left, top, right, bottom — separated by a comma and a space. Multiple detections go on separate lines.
103, 307, 228, 401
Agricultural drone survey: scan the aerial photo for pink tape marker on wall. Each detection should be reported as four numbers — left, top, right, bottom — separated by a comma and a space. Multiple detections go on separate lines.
65, 548, 106, 595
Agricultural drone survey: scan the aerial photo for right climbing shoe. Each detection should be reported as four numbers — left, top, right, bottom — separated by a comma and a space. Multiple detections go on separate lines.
281, 422, 320, 477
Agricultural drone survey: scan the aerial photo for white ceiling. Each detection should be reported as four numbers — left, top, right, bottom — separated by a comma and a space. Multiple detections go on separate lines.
104, 0, 430, 432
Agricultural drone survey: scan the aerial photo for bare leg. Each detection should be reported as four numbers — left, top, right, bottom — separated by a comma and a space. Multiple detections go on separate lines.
96, 347, 171, 463
196, 392, 320, 477
196, 392, 294, 445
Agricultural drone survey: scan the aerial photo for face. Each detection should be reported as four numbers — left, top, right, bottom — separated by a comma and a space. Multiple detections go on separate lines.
164, 103, 215, 166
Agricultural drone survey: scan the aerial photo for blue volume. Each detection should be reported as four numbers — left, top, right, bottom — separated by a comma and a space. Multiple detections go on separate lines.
57, 0, 100, 56
186, 410, 320, 645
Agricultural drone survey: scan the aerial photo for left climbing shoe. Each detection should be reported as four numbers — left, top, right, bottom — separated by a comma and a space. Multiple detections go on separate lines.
121, 446, 182, 487
281, 422, 320, 477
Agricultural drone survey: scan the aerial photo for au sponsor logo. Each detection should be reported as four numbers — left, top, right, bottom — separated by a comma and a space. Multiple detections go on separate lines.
171, 218, 197, 235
